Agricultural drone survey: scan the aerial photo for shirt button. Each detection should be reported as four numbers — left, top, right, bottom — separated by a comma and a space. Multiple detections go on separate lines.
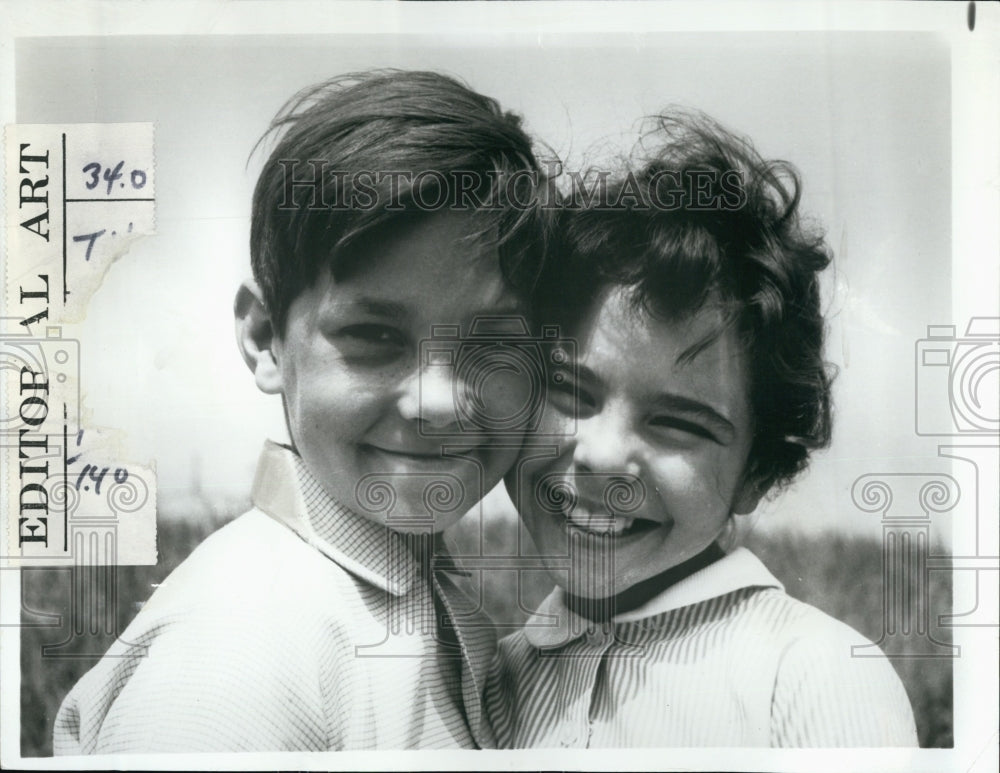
586, 628, 611, 646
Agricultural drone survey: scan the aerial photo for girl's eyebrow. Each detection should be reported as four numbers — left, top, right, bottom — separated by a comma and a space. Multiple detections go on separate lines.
466, 307, 526, 325
649, 393, 737, 440
573, 363, 737, 440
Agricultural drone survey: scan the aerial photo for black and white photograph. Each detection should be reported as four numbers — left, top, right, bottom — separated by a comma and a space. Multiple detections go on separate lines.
1, 2, 997, 771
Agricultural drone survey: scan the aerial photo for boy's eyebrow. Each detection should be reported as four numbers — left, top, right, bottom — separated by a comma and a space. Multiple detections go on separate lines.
650, 393, 738, 439
351, 297, 409, 320
349, 297, 524, 325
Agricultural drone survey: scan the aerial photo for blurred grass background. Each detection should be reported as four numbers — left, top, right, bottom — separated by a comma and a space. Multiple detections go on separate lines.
20, 506, 952, 755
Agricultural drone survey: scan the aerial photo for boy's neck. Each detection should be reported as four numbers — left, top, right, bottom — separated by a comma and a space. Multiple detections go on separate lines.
400, 531, 438, 564
565, 542, 725, 623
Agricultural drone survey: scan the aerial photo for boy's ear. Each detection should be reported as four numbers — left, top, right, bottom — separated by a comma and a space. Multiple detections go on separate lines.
234, 279, 283, 395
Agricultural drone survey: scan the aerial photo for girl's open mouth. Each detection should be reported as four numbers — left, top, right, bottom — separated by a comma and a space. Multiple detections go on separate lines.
562, 506, 662, 538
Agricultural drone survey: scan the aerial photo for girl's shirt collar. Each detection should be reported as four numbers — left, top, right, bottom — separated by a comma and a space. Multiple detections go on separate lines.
523, 547, 784, 649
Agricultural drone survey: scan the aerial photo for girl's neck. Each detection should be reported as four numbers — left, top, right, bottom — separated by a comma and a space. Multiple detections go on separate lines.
565, 542, 725, 623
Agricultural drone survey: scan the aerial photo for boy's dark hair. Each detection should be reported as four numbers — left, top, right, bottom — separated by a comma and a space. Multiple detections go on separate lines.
251, 70, 552, 332
541, 109, 834, 497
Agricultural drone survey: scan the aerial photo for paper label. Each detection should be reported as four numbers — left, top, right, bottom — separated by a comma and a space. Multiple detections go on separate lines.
3, 123, 157, 566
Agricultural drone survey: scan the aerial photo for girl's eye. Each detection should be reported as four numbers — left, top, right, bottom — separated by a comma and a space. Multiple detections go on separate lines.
649, 416, 717, 443
547, 378, 596, 417
575, 386, 598, 414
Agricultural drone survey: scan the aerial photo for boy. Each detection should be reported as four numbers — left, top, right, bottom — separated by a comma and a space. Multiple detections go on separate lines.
487, 110, 918, 747
54, 70, 550, 753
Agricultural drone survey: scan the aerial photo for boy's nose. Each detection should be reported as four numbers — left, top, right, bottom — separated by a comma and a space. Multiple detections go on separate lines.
397, 362, 461, 431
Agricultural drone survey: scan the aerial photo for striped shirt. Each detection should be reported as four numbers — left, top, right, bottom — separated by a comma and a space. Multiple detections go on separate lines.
486, 547, 918, 748
54, 441, 496, 753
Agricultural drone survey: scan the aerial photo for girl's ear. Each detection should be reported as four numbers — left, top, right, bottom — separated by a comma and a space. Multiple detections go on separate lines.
732, 478, 763, 516
234, 279, 283, 394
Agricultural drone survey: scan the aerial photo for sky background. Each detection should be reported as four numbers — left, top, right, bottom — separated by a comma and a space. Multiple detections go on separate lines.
15, 32, 957, 540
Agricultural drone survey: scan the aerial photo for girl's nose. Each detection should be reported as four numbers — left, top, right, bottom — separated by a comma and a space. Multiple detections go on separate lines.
572, 408, 641, 477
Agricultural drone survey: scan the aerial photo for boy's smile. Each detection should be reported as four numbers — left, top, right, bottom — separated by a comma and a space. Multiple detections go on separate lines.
511, 286, 761, 599
261, 210, 531, 533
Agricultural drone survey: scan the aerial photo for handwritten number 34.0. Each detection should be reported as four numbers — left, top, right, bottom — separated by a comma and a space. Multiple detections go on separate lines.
82, 162, 147, 195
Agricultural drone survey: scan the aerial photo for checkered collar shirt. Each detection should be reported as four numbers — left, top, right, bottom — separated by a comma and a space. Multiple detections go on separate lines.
252, 441, 423, 596
54, 441, 498, 753
252, 441, 498, 748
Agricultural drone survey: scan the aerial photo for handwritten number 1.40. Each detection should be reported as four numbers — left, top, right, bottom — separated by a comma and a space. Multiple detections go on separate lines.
82, 162, 148, 195
74, 464, 129, 496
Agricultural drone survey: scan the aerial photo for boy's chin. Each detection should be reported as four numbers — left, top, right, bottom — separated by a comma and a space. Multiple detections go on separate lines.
368, 512, 465, 535
351, 471, 480, 534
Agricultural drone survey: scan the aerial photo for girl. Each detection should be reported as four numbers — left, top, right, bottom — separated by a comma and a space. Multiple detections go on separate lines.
488, 110, 917, 747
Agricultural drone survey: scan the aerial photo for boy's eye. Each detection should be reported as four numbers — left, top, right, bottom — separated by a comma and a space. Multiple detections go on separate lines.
648, 416, 718, 443
335, 324, 407, 359
341, 324, 404, 344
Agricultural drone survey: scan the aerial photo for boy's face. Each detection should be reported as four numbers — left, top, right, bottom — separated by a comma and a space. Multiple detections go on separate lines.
510, 286, 760, 598
270, 211, 530, 533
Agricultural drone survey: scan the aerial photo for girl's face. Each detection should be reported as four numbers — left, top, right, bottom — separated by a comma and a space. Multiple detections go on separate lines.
509, 286, 761, 598
268, 211, 531, 533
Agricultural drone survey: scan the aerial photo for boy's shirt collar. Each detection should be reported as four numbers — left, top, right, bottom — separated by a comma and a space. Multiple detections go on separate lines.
251, 440, 421, 596
522, 547, 784, 650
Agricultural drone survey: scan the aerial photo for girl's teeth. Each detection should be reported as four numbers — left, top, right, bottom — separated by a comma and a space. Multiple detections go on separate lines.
565, 510, 635, 535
